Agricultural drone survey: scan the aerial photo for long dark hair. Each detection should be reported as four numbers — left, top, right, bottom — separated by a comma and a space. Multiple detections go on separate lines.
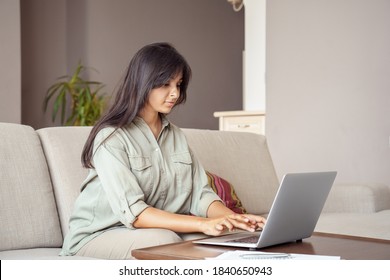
81, 42, 192, 168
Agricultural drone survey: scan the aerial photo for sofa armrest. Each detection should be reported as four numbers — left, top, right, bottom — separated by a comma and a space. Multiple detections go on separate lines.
322, 183, 390, 214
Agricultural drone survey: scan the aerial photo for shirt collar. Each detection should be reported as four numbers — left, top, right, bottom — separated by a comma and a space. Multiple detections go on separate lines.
133, 114, 171, 129
160, 114, 171, 129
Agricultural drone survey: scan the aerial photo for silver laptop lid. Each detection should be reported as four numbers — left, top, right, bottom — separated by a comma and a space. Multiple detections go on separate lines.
256, 171, 337, 248
193, 171, 337, 249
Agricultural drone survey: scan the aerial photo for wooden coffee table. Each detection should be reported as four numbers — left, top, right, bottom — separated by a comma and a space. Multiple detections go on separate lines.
132, 232, 390, 260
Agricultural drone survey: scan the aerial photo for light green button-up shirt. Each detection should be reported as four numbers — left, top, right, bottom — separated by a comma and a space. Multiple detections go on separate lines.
60, 116, 221, 255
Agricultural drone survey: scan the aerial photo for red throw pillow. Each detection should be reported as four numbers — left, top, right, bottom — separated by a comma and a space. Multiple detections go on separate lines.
206, 171, 247, 214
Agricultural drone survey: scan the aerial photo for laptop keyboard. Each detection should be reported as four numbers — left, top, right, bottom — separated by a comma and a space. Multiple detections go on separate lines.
226, 235, 260, 244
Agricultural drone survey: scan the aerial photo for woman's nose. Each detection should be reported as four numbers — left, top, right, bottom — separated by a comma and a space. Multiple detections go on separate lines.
170, 87, 179, 98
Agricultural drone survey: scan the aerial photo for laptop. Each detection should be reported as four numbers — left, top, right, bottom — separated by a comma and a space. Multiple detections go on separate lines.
193, 171, 337, 249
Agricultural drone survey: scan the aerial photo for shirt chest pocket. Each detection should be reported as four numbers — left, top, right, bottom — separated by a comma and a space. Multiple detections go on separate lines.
128, 156, 153, 194
171, 152, 193, 193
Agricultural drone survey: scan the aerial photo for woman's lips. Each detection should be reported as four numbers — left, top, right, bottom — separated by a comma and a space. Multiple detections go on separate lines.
165, 101, 176, 107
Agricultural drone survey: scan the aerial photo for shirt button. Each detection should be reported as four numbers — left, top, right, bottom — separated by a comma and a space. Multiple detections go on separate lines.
155, 148, 159, 152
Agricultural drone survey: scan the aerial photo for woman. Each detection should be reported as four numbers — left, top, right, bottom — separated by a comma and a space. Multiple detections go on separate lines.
60, 42, 266, 259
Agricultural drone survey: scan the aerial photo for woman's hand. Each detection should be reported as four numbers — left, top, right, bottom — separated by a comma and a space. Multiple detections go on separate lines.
134, 202, 266, 236
200, 213, 266, 236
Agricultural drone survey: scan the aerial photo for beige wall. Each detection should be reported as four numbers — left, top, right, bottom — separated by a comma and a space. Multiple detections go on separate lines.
266, 0, 390, 186
0, 0, 21, 123
21, 0, 67, 128
21, 0, 244, 129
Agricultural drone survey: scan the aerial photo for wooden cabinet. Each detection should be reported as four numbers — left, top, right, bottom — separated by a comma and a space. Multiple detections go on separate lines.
213, 110, 265, 134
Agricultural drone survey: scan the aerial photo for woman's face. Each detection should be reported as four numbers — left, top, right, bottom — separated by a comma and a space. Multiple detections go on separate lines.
143, 74, 183, 116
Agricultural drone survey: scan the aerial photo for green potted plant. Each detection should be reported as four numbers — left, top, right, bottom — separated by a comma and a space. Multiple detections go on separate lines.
44, 62, 106, 126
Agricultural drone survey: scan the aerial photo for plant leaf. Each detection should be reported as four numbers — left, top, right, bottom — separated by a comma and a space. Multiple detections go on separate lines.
43, 82, 63, 111
45, 61, 106, 126
52, 88, 66, 123
60, 90, 67, 125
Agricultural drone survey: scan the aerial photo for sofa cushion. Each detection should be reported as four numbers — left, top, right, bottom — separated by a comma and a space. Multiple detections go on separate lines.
316, 210, 390, 240
323, 183, 390, 213
206, 171, 246, 214
183, 129, 279, 215
37, 126, 91, 237
0, 122, 63, 251
0, 248, 94, 259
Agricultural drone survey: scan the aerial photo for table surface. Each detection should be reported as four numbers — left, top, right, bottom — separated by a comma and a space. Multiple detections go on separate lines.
132, 232, 390, 260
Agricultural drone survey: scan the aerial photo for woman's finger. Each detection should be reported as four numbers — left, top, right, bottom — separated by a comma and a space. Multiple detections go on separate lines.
227, 217, 256, 232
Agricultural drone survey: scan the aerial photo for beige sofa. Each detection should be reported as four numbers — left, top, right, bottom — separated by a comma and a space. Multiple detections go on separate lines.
1, 122, 389, 259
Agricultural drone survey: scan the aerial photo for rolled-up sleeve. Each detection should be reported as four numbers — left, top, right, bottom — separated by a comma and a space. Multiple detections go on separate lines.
93, 134, 149, 229
188, 149, 222, 217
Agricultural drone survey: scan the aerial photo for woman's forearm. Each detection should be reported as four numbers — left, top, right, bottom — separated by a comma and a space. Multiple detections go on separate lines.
207, 200, 235, 218
133, 203, 265, 236
133, 207, 206, 233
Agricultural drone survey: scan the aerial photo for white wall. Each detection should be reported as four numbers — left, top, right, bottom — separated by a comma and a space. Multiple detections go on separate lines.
266, 0, 390, 186
0, 0, 21, 123
243, 0, 266, 111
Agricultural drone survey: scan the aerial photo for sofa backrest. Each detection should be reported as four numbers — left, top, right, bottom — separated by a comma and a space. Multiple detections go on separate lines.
36, 126, 279, 238
37, 126, 92, 237
183, 129, 279, 215
0, 123, 63, 251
